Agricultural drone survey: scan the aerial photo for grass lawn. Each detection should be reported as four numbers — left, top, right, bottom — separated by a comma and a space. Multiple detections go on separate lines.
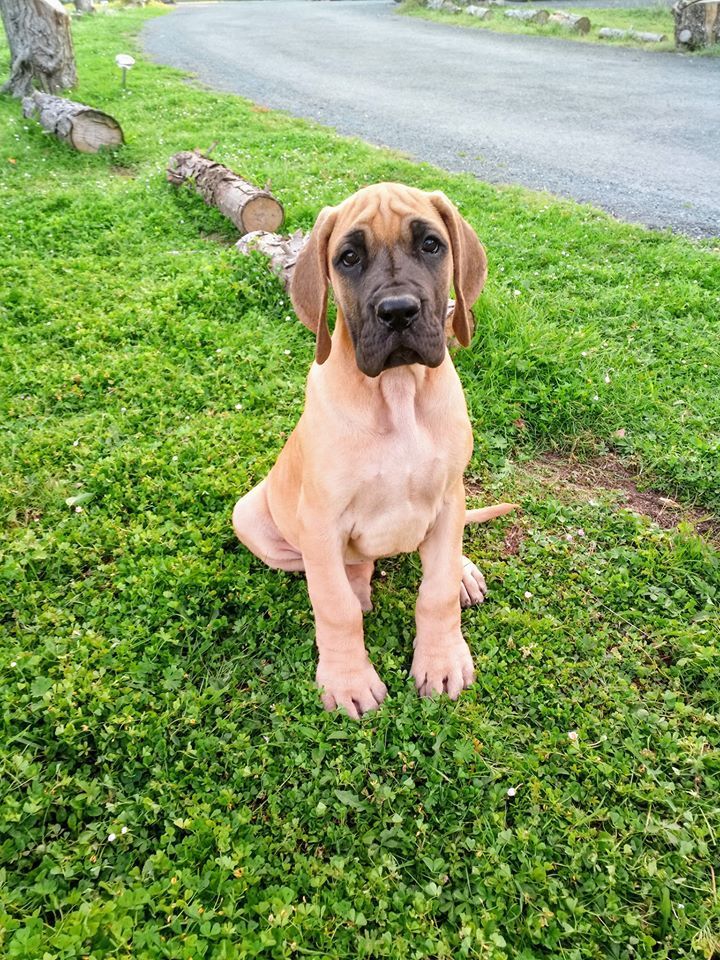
1, 6, 719, 958
397, 1, 702, 54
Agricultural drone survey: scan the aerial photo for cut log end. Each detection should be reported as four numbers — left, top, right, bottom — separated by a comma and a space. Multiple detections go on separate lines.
241, 194, 285, 233
70, 112, 124, 153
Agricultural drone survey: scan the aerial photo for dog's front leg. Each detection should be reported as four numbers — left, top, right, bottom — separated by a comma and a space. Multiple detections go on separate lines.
412, 483, 475, 699
302, 533, 387, 719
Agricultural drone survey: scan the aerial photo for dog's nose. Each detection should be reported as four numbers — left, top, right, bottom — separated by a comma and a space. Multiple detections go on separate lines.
377, 296, 420, 332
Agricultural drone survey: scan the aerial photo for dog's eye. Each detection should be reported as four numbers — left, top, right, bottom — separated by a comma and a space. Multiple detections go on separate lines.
339, 249, 361, 267
421, 236, 441, 254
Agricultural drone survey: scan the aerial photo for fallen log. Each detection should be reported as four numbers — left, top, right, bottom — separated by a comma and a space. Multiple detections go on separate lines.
598, 26, 667, 40
465, 4, 493, 16
630, 29, 667, 40
504, 8, 549, 22
548, 10, 591, 31
21, 90, 124, 152
167, 151, 284, 234
672, 0, 720, 48
237, 229, 307, 297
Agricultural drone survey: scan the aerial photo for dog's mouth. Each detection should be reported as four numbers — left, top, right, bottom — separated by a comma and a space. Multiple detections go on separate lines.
382, 346, 424, 370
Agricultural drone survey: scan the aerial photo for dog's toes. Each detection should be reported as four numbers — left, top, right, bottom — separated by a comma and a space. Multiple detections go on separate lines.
460, 556, 487, 607
316, 659, 387, 719
411, 640, 475, 700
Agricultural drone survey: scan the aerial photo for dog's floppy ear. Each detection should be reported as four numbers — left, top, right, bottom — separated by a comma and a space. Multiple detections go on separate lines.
430, 192, 487, 347
290, 206, 338, 365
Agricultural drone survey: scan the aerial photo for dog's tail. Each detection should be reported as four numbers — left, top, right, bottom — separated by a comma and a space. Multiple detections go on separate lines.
464, 502, 518, 526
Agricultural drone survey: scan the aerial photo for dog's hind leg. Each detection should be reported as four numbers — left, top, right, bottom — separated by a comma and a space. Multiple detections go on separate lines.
346, 562, 374, 613
460, 557, 487, 607
232, 480, 305, 572
460, 502, 517, 607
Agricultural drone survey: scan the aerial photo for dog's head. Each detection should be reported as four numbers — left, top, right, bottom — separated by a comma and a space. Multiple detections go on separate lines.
290, 183, 487, 377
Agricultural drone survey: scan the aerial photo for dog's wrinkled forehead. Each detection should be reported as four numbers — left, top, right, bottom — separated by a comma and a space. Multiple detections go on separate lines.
328, 184, 449, 256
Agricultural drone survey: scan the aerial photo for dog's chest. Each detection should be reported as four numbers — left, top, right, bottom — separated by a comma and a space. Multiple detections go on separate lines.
343, 401, 468, 562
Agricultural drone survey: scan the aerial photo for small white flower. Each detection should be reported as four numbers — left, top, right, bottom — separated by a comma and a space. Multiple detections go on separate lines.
283, 349, 291, 356
75, 506, 83, 514
10, 661, 17, 668
172, 456, 178, 462
120, 407, 126, 413
285, 315, 291, 322
524, 590, 532, 599
235, 403, 243, 410
108, 832, 116, 842
73, 439, 80, 447
581, 350, 587, 357
507, 787, 517, 798
568, 730, 578, 741
593, 394, 600, 402
565, 533, 574, 541
513, 289, 521, 297
577, 528, 586, 538
604, 374, 611, 384
120, 826, 128, 835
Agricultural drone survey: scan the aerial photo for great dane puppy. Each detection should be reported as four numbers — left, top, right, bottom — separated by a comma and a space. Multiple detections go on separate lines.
233, 183, 514, 718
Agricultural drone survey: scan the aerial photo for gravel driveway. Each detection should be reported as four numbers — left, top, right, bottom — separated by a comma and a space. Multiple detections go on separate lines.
143, 1, 720, 237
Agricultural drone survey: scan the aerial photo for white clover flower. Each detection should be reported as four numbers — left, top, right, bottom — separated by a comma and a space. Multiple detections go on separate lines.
75, 506, 83, 514
121, 826, 128, 835
108, 832, 116, 842
524, 590, 533, 599
568, 730, 578, 741
10, 661, 17, 668
507, 787, 517, 798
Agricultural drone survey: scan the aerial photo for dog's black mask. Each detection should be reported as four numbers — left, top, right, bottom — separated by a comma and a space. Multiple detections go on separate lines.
334, 219, 450, 378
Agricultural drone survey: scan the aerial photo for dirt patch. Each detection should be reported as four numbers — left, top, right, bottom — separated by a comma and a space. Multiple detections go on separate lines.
531, 453, 719, 542
501, 523, 527, 557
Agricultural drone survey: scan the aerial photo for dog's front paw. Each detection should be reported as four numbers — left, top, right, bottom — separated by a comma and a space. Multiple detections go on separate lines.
316, 656, 387, 719
411, 637, 475, 700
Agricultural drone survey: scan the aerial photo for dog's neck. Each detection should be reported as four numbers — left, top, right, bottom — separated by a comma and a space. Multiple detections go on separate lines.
318, 314, 446, 433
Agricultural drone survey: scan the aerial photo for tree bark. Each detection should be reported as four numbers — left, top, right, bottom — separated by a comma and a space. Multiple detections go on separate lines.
0, 0, 77, 98
167, 152, 285, 234
236, 230, 308, 297
548, 11, 591, 32
672, 0, 720, 48
22, 90, 123, 152
504, 8, 549, 22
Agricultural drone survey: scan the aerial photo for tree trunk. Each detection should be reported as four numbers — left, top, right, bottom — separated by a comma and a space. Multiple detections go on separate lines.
548, 11, 591, 32
22, 90, 123, 152
672, 0, 720, 48
167, 152, 285, 234
504, 8, 549, 22
0, 0, 77, 98
74, 0, 95, 12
